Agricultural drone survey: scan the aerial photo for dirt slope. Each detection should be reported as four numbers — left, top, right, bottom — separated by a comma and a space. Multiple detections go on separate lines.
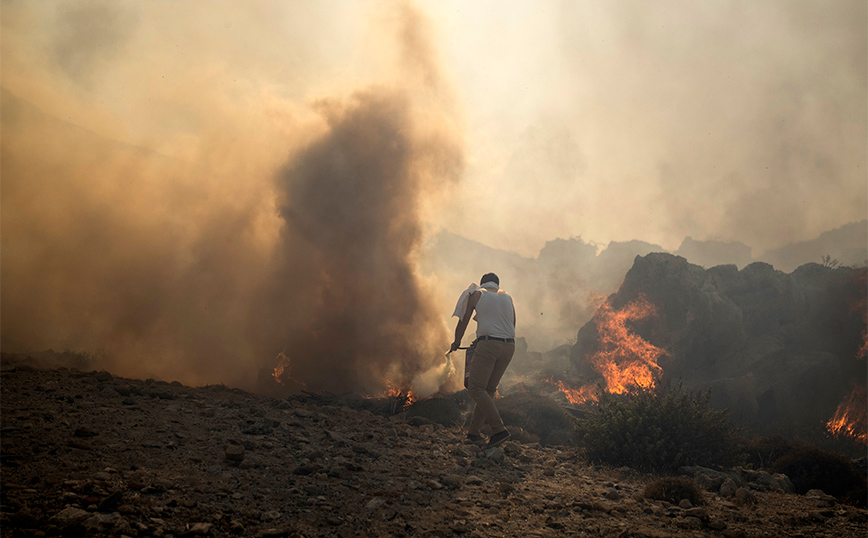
2, 363, 866, 537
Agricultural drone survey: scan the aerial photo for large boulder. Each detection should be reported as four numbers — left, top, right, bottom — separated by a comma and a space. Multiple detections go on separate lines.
570, 253, 866, 433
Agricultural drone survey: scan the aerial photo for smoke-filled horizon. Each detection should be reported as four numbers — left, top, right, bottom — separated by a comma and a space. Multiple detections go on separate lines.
2, 0, 866, 390
1, 0, 466, 393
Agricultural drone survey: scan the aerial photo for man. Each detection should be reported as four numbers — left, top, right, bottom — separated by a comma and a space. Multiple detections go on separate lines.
451, 273, 516, 448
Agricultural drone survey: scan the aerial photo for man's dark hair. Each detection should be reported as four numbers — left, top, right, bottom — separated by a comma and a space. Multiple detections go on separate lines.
480, 273, 499, 286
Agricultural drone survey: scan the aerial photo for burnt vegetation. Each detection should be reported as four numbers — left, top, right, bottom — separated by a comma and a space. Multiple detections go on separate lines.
642, 476, 706, 506
771, 446, 867, 508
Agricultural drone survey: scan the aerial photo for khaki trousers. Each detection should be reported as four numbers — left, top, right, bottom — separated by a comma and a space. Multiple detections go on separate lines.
467, 339, 515, 435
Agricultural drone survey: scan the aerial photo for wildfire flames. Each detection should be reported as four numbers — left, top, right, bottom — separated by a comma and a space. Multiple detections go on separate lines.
825, 273, 867, 445
274, 352, 416, 408
381, 380, 416, 406
547, 294, 667, 404
272, 352, 292, 385
826, 383, 868, 446
544, 378, 599, 405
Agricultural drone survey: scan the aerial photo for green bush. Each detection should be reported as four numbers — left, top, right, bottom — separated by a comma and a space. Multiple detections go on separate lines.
643, 476, 705, 505
576, 386, 744, 473
772, 446, 867, 507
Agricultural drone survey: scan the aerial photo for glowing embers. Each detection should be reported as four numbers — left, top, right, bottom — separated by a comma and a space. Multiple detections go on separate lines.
548, 294, 667, 404
544, 377, 599, 405
272, 352, 293, 385
826, 383, 867, 446
381, 379, 416, 407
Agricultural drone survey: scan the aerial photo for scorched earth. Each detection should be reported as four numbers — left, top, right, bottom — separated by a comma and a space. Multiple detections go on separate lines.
1, 355, 866, 538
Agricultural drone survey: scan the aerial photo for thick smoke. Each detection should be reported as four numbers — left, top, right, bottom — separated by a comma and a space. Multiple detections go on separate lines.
1, 1, 463, 394
266, 88, 463, 395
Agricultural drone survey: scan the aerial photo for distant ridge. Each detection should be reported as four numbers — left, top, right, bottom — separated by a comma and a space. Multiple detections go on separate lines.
757, 220, 868, 273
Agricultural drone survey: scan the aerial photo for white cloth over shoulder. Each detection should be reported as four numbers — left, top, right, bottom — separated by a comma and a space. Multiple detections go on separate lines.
452, 281, 499, 318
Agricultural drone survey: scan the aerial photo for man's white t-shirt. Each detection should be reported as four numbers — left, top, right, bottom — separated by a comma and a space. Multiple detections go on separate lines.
475, 289, 515, 339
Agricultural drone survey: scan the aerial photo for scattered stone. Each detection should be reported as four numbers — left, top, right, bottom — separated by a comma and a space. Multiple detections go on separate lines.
94, 371, 113, 382
484, 447, 505, 464
465, 475, 484, 486
679, 498, 692, 509
677, 516, 703, 530
225, 443, 245, 462
771, 473, 794, 493
805, 489, 837, 507
5, 361, 866, 538
734, 487, 757, 506
720, 478, 738, 498
98, 491, 123, 512
293, 408, 313, 419
184, 522, 213, 535
73, 427, 98, 438
241, 420, 273, 435
51, 507, 90, 525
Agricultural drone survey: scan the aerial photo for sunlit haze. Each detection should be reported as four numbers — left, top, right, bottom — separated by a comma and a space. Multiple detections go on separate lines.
2, 0, 865, 390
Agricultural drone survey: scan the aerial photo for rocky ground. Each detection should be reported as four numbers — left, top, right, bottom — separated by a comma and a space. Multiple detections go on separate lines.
2, 360, 866, 538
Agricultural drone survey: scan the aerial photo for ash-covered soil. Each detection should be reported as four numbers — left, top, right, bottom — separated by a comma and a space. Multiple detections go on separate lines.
2, 361, 866, 538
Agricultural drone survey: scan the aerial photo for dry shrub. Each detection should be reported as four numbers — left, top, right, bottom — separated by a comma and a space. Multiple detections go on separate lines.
744, 435, 807, 469
772, 446, 867, 507
496, 392, 576, 446
643, 476, 705, 506
577, 386, 744, 473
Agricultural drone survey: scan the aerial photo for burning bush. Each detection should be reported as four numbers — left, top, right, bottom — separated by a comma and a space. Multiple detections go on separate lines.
642, 476, 705, 506
576, 385, 744, 473
496, 392, 577, 446
772, 446, 867, 507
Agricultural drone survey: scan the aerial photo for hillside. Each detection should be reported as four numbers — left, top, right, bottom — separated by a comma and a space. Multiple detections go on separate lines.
2, 358, 866, 537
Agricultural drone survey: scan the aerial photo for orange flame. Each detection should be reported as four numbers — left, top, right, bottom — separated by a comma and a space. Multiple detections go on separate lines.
544, 377, 599, 405
381, 379, 416, 406
272, 352, 291, 385
826, 383, 867, 446
544, 295, 666, 405
588, 294, 667, 394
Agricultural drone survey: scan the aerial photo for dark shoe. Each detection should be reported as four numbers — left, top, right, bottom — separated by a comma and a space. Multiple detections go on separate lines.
466, 433, 484, 444
487, 430, 510, 448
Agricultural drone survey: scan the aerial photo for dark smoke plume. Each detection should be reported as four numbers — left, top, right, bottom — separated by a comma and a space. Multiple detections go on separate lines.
266, 90, 463, 395
1, 1, 464, 395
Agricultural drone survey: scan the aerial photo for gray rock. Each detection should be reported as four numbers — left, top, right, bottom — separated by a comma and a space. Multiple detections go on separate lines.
720, 478, 738, 498
465, 475, 484, 486
51, 506, 90, 525
294, 408, 314, 418
84, 512, 125, 530
677, 516, 703, 530
484, 447, 505, 464
98, 491, 123, 512
734, 487, 757, 505
771, 473, 794, 493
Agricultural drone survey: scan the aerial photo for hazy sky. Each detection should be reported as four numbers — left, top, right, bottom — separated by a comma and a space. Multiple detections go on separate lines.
1, 0, 866, 387
4, 1, 865, 256
429, 1, 867, 255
